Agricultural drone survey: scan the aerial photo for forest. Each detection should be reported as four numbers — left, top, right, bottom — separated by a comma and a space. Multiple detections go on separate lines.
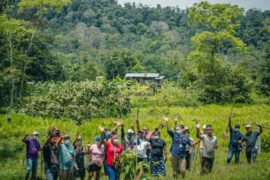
0, 0, 269, 112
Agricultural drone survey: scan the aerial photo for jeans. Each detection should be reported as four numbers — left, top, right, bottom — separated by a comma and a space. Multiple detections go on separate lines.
246, 149, 258, 164
105, 164, 118, 180
226, 149, 240, 164
45, 164, 58, 180
185, 151, 191, 171
25, 158, 38, 180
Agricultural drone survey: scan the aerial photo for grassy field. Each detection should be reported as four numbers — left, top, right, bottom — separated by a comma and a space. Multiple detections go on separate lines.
0, 104, 270, 179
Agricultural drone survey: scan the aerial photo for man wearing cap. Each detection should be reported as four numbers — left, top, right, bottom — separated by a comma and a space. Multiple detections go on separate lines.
164, 117, 192, 178
226, 116, 243, 164
22, 131, 41, 180
241, 123, 263, 164
123, 128, 136, 151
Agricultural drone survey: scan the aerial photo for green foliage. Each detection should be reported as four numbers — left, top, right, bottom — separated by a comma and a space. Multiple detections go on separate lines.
261, 134, 270, 152
257, 46, 270, 97
116, 150, 150, 180
102, 49, 140, 79
22, 80, 131, 123
18, 0, 72, 15
131, 82, 201, 107
187, 1, 252, 104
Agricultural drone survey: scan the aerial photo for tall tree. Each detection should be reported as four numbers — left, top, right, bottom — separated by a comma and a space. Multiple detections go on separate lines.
188, 1, 249, 103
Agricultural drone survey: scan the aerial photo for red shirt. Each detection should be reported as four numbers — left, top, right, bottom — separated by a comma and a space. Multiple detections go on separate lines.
105, 141, 123, 166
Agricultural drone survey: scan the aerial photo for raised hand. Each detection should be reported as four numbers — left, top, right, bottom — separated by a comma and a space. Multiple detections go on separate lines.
163, 116, 169, 122
99, 126, 104, 133
196, 121, 200, 129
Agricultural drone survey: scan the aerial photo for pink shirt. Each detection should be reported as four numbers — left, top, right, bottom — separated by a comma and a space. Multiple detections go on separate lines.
89, 144, 104, 165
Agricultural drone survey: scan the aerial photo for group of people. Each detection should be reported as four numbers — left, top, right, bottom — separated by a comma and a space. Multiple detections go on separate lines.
22, 115, 263, 180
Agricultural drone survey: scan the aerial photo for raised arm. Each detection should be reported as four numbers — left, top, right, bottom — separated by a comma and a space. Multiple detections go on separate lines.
163, 144, 167, 162
255, 124, 263, 134
196, 122, 202, 139
174, 116, 178, 127
228, 114, 232, 130
22, 134, 28, 143
100, 126, 105, 145
121, 124, 125, 142
136, 108, 141, 131
111, 121, 120, 133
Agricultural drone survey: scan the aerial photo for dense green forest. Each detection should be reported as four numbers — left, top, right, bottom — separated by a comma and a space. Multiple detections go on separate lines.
0, 0, 270, 118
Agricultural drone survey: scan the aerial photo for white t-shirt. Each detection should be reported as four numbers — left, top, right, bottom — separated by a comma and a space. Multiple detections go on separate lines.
135, 140, 150, 158
201, 135, 217, 158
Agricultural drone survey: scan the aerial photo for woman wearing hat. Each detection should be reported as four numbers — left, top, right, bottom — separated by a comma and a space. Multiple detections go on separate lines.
87, 135, 105, 180
22, 131, 41, 180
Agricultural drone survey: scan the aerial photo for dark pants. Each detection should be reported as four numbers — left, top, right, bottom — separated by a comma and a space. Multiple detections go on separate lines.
185, 151, 191, 171
227, 149, 240, 164
75, 154, 85, 180
246, 149, 257, 164
201, 157, 214, 175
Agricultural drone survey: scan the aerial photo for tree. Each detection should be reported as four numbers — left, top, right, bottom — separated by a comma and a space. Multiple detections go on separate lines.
257, 44, 270, 97
188, 1, 249, 103
150, 21, 169, 36
103, 49, 138, 79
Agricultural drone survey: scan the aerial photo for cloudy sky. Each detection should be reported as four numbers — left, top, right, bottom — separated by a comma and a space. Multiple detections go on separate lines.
117, 0, 270, 11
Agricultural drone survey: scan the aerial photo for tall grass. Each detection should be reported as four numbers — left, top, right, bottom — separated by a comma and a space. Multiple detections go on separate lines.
0, 105, 270, 179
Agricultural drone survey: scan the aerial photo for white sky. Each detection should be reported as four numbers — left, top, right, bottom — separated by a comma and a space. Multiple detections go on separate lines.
117, 0, 270, 11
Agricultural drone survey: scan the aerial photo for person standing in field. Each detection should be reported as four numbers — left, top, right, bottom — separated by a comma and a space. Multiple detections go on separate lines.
87, 135, 104, 180
58, 135, 75, 180
184, 127, 198, 171
196, 123, 218, 175
149, 130, 167, 177
199, 125, 207, 161
135, 130, 150, 163
100, 126, 124, 180
73, 135, 86, 180
241, 123, 263, 164
226, 115, 243, 164
43, 131, 59, 180
22, 131, 41, 180
164, 117, 192, 178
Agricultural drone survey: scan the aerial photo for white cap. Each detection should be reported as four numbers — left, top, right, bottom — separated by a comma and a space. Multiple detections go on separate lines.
127, 129, 134, 134
32, 131, 39, 135
245, 124, 252, 128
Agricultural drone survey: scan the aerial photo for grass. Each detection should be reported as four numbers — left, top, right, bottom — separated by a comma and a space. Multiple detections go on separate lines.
0, 104, 270, 179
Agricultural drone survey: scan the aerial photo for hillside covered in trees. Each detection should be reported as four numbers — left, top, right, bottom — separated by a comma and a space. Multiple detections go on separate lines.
0, 0, 270, 113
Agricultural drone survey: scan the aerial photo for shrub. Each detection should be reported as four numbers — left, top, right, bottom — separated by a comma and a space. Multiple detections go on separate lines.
131, 82, 201, 107
21, 80, 130, 122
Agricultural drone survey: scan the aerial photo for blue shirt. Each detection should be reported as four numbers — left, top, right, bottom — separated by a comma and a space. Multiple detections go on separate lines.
168, 129, 192, 157
228, 128, 243, 151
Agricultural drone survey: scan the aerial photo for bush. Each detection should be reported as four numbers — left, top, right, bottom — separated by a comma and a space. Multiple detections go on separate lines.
21, 80, 131, 123
131, 82, 201, 107
261, 134, 270, 152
